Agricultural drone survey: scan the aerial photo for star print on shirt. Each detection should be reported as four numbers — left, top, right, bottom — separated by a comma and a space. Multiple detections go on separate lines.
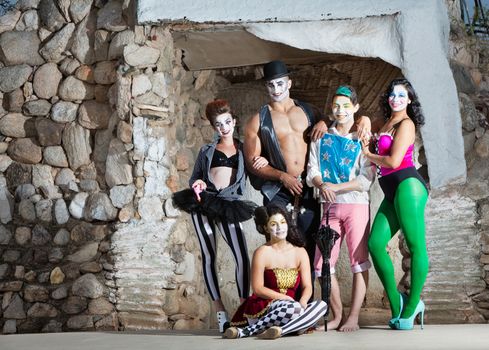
319, 134, 361, 185
322, 137, 333, 147
346, 143, 358, 152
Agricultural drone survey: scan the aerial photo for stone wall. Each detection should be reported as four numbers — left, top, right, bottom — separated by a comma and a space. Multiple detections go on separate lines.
110, 29, 229, 330
1, 0, 489, 335
0, 0, 135, 333
0, 0, 227, 333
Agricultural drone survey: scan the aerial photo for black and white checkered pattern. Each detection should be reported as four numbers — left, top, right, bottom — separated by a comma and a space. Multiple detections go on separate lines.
238, 299, 328, 338
240, 300, 302, 337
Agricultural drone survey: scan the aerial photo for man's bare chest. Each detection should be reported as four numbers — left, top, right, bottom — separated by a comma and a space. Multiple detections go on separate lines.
270, 110, 309, 136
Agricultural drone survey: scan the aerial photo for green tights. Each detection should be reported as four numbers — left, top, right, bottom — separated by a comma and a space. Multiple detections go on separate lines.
368, 178, 429, 318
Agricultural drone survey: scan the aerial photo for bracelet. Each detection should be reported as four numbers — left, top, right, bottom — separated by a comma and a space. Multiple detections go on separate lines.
319, 182, 329, 190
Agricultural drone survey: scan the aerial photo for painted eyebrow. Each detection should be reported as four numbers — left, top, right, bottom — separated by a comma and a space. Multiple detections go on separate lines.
215, 118, 232, 124
268, 80, 285, 85
269, 219, 286, 224
390, 92, 407, 97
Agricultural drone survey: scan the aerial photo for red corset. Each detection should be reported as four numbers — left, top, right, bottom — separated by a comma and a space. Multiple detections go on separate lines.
230, 268, 301, 326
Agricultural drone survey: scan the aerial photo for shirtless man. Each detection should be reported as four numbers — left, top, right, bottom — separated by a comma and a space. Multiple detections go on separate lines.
244, 60, 325, 274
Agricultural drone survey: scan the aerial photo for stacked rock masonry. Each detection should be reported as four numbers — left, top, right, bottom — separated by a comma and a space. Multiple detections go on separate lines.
0, 0, 219, 333
1, 0, 489, 334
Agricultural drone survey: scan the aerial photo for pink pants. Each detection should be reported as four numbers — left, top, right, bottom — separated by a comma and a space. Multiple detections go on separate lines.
314, 203, 371, 276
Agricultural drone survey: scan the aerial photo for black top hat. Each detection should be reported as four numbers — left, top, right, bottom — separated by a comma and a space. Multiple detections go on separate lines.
263, 60, 290, 81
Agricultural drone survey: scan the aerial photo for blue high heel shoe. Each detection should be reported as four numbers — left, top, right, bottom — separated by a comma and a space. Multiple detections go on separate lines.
388, 293, 408, 329
394, 300, 425, 330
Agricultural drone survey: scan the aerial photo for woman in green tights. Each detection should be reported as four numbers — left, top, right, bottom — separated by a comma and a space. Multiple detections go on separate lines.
362, 78, 429, 330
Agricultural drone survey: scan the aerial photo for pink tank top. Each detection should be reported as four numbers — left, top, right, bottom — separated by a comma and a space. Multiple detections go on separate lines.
377, 133, 414, 176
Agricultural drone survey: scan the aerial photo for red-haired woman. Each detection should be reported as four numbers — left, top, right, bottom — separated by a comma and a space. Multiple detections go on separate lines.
173, 99, 262, 332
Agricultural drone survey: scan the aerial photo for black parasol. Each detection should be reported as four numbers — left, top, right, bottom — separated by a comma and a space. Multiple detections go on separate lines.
313, 207, 340, 331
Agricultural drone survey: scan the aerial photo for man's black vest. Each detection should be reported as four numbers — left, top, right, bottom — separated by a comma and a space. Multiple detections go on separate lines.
250, 100, 315, 201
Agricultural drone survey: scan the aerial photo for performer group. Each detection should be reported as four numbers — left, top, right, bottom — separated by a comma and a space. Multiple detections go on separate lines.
172, 60, 429, 339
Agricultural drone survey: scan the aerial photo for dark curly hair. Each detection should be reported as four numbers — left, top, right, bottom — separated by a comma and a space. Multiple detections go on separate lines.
380, 78, 424, 127
254, 205, 305, 247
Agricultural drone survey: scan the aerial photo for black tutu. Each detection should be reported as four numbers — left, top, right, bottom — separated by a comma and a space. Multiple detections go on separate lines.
172, 189, 258, 223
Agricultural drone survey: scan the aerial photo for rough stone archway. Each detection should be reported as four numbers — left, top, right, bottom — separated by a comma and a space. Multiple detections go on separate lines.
1, 0, 487, 335
131, 0, 485, 327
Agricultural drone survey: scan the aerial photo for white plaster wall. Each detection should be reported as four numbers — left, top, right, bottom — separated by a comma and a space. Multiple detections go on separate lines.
138, 0, 426, 24
138, 0, 466, 188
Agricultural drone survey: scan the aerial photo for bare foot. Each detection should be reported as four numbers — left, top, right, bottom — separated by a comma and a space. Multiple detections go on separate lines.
327, 318, 342, 331
338, 317, 360, 332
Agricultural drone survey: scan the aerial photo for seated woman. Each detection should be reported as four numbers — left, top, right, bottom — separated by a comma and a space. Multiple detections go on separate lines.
223, 205, 327, 339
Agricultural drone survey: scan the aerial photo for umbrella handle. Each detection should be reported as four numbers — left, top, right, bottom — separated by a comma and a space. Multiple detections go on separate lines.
320, 203, 332, 227
291, 195, 300, 224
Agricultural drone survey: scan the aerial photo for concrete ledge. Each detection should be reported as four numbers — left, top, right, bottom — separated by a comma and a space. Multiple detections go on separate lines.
1, 325, 489, 350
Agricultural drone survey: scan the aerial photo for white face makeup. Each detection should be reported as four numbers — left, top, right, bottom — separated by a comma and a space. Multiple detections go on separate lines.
213, 113, 235, 138
388, 85, 411, 112
331, 95, 358, 124
266, 77, 291, 102
266, 213, 288, 241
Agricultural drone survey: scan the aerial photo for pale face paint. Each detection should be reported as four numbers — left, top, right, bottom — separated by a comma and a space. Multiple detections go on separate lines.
388, 85, 411, 112
213, 113, 235, 138
331, 95, 358, 124
266, 77, 291, 102
266, 213, 288, 241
